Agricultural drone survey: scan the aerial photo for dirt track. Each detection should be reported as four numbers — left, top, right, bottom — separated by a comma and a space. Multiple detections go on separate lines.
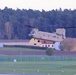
0, 50, 76, 56
53, 51, 76, 56
0, 50, 46, 55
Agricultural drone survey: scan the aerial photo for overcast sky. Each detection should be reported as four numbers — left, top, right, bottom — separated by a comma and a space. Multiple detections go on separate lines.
0, 0, 76, 11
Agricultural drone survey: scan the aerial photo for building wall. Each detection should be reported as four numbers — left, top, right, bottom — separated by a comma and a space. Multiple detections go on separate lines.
29, 38, 54, 48
53, 42, 61, 50
0, 40, 29, 46
41, 44, 54, 48
2, 42, 29, 45
29, 38, 42, 47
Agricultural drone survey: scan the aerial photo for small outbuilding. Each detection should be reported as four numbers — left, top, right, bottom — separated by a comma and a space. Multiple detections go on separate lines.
53, 42, 61, 50
0, 43, 3, 48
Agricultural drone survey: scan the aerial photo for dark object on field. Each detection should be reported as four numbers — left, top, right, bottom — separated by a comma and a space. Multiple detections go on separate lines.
4, 45, 47, 50
46, 48, 55, 56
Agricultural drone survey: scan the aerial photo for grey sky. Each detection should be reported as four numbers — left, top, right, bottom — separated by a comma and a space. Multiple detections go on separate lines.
0, 0, 76, 11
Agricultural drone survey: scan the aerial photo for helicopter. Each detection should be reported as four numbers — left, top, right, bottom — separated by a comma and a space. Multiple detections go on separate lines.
25, 24, 76, 48
26, 24, 66, 42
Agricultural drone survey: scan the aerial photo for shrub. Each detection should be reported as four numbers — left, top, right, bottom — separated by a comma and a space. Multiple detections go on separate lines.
46, 48, 55, 56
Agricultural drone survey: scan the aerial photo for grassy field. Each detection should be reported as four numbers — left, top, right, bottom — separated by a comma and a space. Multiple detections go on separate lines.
0, 55, 76, 61
0, 61, 76, 75
0, 47, 45, 51
0, 47, 76, 75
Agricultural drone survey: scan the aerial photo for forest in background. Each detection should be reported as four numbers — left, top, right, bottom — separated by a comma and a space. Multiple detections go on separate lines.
0, 7, 76, 39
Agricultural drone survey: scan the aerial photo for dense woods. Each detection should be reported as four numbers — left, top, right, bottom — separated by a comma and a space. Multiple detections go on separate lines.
0, 7, 76, 39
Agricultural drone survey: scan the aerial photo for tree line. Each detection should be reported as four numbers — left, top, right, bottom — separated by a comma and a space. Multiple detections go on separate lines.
0, 7, 76, 39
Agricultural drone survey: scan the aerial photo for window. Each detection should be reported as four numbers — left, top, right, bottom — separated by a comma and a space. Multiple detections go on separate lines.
62, 35, 64, 39
30, 31, 35, 34
45, 45, 47, 47
34, 43, 36, 45
44, 41, 46, 43
38, 40, 40, 42
52, 45, 53, 47
48, 45, 50, 47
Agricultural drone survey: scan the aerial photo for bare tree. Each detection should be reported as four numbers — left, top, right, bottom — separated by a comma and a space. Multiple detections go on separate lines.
59, 39, 75, 51
5, 22, 13, 39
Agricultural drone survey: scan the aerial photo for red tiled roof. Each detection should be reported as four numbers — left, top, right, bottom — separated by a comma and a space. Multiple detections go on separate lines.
40, 39, 53, 44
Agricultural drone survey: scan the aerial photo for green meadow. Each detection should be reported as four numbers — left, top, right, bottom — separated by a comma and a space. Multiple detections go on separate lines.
0, 55, 76, 75
0, 61, 76, 75
0, 47, 76, 75
0, 47, 44, 51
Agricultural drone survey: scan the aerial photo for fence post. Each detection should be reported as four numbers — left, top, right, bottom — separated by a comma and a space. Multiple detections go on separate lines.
20, 51, 22, 62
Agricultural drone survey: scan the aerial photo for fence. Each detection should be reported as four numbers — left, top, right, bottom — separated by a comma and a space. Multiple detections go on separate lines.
0, 55, 76, 62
